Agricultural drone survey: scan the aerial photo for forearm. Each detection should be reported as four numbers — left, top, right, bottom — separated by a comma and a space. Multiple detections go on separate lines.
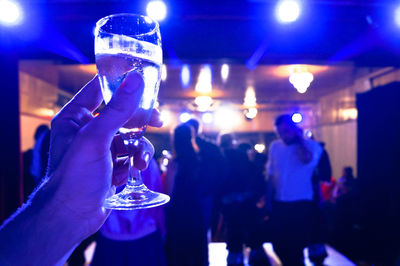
0, 180, 86, 265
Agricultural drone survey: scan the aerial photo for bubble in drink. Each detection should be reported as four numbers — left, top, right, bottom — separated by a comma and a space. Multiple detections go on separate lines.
96, 52, 161, 133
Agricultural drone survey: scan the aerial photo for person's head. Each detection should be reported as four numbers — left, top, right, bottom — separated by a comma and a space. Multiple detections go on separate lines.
274, 114, 301, 145
34, 124, 50, 141
238, 142, 254, 160
342, 166, 354, 178
237, 142, 252, 153
185, 118, 201, 136
218, 132, 235, 149
173, 123, 196, 159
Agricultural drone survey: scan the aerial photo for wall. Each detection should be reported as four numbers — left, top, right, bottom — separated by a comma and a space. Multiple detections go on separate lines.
312, 67, 395, 179
314, 121, 357, 179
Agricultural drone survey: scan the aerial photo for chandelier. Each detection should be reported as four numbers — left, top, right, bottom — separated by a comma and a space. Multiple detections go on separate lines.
289, 67, 314, 93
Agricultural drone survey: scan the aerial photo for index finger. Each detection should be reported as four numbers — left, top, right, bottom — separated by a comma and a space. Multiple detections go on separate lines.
63, 75, 104, 115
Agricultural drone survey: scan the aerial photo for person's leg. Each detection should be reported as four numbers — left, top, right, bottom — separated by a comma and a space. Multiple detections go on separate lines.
91, 235, 125, 266
67, 233, 97, 266
271, 201, 314, 266
224, 203, 245, 265
246, 203, 270, 266
273, 242, 305, 266
124, 231, 166, 266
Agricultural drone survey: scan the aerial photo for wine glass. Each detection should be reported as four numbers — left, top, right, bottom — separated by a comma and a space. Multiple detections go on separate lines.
94, 13, 170, 210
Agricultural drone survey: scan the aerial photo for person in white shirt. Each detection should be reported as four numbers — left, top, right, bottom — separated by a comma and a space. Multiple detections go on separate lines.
266, 114, 323, 266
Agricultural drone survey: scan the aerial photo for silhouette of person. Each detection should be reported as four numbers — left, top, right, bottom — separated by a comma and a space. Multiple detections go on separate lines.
164, 123, 209, 266
22, 124, 50, 201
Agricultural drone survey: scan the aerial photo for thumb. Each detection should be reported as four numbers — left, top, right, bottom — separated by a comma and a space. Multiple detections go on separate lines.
85, 71, 144, 143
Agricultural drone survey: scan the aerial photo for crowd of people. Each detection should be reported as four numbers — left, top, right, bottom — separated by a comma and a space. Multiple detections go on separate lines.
0, 73, 361, 266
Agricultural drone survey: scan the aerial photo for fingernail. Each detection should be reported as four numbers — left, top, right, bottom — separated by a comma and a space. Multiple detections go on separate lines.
142, 152, 151, 163
122, 71, 143, 93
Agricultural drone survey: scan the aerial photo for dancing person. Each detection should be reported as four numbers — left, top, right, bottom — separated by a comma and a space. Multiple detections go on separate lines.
164, 123, 209, 266
218, 134, 269, 266
266, 114, 323, 266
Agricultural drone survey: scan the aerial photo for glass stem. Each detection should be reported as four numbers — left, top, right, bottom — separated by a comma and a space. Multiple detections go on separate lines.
127, 156, 144, 187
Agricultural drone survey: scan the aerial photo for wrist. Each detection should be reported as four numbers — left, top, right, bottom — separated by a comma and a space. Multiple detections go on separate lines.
33, 176, 90, 242
0, 178, 86, 265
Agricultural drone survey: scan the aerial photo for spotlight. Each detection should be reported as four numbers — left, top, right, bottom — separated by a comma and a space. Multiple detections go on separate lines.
179, 112, 191, 123
0, 0, 23, 26
146, 1, 167, 21
292, 112, 303, 123
181, 64, 191, 88
202, 112, 213, 124
276, 0, 301, 23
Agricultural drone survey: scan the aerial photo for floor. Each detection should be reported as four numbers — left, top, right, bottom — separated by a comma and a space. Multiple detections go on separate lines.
84, 241, 355, 266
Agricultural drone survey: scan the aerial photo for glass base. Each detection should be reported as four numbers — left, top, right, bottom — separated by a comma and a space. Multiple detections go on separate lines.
104, 184, 170, 210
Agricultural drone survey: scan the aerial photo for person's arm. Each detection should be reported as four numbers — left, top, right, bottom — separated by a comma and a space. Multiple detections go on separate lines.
0, 181, 88, 265
0, 72, 161, 265
296, 128, 313, 164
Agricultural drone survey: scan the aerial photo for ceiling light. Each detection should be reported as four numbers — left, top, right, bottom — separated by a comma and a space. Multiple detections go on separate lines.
292, 112, 303, 123
195, 65, 212, 94
0, 0, 23, 26
179, 112, 191, 123
244, 86, 257, 108
289, 71, 313, 94
194, 96, 213, 112
276, 0, 301, 23
202, 112, 213, 124
146, 1, 167, 21
181, 64, 191, 88
215, 107, 240, 130
254, 144, 266, 153
244, 107, 258, 120
221, 64, 229, 82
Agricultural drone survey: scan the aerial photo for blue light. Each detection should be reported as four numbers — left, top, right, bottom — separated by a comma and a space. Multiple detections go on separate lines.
395, 5, 400, 27
292, 112, 303, 123
181, 64, 191, 88
146, 1, 167, 21
276, 0, 301, 23
0, 0, 23, 26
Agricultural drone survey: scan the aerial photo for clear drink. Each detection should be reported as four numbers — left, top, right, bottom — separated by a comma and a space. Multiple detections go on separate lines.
96, 52, 161, 136
94, 13, 169, 210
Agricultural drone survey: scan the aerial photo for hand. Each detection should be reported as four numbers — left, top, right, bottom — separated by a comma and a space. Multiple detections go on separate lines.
294, 126, 304, 143
43, 72, 162, 237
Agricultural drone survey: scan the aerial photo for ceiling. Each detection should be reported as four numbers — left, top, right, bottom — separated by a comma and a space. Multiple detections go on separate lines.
13, 0, 398, 121
21, 60, 380, 106
4, 0, 400, 67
